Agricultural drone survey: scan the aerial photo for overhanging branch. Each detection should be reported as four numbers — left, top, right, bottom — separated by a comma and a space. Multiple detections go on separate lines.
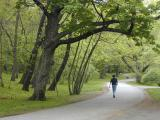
58, 20, 120, 39
58, 27, 132, 45
93, 20, 120, 26
46, 18, 134, 48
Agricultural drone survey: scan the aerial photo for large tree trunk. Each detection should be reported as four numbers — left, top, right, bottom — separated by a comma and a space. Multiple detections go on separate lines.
11, 10, 20, 81
30, 8, 60, 100
135, 73, 142, 83
21, 14, 46, 91
30, 47, 56, 100
48, 44, 71, 91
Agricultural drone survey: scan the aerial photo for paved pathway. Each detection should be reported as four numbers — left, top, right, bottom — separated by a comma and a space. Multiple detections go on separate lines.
0, 81, 159, 120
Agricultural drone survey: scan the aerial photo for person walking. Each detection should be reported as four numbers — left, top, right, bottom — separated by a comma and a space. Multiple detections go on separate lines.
109, 75, 118, 98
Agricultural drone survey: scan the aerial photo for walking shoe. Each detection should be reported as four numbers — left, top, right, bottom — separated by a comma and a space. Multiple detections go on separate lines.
113, 95, 115, 98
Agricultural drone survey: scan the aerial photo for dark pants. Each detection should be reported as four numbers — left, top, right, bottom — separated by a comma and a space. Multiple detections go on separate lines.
112, 85, 117, 96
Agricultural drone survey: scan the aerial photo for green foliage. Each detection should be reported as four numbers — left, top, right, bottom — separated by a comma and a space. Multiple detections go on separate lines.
152, 21, 160, 53
142, 68, 160, 86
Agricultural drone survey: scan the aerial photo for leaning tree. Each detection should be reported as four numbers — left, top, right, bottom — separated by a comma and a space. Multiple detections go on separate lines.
19, 0, 157, 100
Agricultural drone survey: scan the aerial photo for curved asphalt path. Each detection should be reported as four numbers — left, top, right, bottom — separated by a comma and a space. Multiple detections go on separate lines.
0, 81, 158, 120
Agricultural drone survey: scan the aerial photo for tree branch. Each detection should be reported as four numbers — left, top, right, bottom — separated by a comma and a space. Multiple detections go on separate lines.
91, 0, 105, 22
46, 18, 134, 48
121, 56, 135, 73
142, 64, 150, 72
58, 27, 132, 45
58, 20, 120, 39
33, 0, 49, 16
93, 20, 120, 26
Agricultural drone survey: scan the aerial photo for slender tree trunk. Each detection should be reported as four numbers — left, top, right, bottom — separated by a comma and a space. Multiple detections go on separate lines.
0, 23, 12, 73
83, 60, 90, 83
48, 44, 71, 91
75, 37, 92, 83
73, 34, 101, 95
21, 14, 46, 91
0, 24, 4, 87
70, 42, 83, 94
68, 42, 80, 95
11, 10, 20, 81
73, 38, 92, 94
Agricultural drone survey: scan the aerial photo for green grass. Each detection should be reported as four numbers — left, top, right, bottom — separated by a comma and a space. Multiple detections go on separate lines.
127, 80, 160, 102
147, 88, 160, 101
128, 81, 158, 86
0, 73, 106, 117
82, 80, 106, 93
128, 81, 146, 86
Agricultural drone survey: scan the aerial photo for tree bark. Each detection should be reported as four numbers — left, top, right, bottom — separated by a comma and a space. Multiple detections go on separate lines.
11, 10, 20, 81
30, 47, 56, 100
48, 44, 71, 91
21, 14, 46, 91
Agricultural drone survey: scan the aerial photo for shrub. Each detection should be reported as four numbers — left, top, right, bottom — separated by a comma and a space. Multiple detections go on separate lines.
142, 68, 160, 86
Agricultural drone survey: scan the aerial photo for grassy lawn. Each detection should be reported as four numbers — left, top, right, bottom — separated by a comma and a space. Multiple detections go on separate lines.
128, 81, 158, 86
128, 81, 146, 86
146, 88, 160, 101
127, 80, 160, 102
0, 73, 106, 117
